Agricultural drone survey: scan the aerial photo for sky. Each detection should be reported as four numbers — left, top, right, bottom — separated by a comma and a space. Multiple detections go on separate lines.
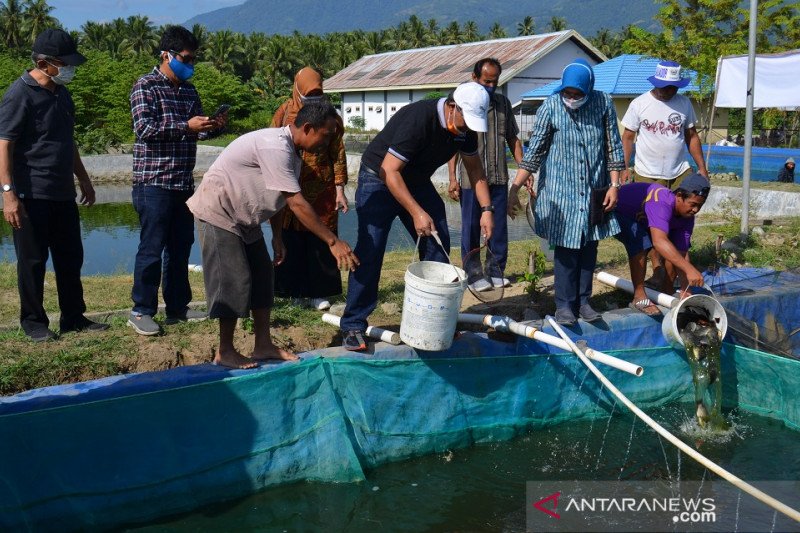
48, 0, 244, 31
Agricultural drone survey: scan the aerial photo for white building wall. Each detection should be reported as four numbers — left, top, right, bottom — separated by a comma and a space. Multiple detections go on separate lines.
505, 41, 599, 106
341, 92, 364, 129
363, 92, 386, 131
386, 91, 412, 123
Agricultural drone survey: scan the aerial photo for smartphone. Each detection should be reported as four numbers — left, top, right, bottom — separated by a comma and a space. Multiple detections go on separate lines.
210, 104, 230, 119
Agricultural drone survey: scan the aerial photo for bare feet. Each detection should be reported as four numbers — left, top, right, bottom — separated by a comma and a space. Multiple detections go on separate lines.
251, 343, 299, 362
213, 348, 259, 369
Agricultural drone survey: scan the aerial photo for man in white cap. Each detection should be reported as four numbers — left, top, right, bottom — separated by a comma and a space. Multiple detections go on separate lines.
339, 82, 493, 350
620, 60, 708, 288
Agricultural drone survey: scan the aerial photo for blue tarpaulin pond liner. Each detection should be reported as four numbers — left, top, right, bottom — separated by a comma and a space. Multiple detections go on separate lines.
1, 272, 799, 530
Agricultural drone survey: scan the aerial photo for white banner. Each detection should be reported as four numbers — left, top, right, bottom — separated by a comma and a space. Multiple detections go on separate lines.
714, 50, 800, 109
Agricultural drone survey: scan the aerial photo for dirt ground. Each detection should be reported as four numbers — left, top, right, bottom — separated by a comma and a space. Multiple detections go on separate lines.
120, 262, 633, 376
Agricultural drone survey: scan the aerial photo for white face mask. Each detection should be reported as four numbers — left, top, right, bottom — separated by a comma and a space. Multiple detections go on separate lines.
44, 62, 76, 85
561, 94, 588, 110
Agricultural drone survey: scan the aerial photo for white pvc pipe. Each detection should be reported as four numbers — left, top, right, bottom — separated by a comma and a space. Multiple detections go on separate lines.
321, 313, 401, 345
458, 313, 643, 377
595, 271, 677, 308
546, 316, 800, 524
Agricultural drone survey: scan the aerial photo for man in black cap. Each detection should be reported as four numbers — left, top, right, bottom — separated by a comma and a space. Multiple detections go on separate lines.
0, 28, 109, 341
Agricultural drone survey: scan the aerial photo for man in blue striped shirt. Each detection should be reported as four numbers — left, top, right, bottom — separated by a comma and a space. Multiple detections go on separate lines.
128, 26, 226, 336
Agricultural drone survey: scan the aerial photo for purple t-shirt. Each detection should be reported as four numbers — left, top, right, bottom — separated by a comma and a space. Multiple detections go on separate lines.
616, 182, 694, 251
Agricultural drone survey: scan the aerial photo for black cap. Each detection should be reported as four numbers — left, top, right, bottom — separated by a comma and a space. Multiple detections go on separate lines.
32, 29, 86, 66
678, 173, 711, 197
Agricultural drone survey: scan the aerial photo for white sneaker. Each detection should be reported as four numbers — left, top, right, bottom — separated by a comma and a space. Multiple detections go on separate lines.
469, 279, 492, 292
310, 298, 331, 311
491, 277, 511, 288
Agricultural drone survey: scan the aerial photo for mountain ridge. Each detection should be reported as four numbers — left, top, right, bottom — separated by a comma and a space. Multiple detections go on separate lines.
184, 0, 661, 37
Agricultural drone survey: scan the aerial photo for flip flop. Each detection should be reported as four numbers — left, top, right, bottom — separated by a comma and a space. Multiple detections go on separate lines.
629, 298, 662, 317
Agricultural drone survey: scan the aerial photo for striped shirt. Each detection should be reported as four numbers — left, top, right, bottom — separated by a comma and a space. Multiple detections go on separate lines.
457, 92, 519, 187
520, 91, 625, 249
130, 67, 206, 190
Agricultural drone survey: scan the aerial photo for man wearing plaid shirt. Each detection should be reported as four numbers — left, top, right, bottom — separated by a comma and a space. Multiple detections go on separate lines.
128, 26, 226, 336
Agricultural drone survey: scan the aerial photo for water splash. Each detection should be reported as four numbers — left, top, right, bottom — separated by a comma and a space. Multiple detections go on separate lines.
678, 308, 729, 431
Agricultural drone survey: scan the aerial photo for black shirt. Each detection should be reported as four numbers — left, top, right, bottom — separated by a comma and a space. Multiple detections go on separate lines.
0, 70, 76, 201
361, 98, 478, 185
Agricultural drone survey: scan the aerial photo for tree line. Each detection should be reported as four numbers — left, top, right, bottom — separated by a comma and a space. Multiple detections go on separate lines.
1, 0, 798, 151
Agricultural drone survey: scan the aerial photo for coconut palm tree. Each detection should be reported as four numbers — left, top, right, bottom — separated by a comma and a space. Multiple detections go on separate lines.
547, 16, 568, 32
0, 0, 26, 49
21, 0, 58, 46
120, 15, 158, 56
80, 21, 111, 52
442, 21, 463, 45
488, 22, 507, 39
517, 15, 535, 36
462, 20, 480, 42
205, 30, 243, 73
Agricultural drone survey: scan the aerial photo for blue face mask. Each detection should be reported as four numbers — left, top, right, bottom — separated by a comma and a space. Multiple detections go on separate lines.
168, 52, 194, 82
483, 85, 496, 96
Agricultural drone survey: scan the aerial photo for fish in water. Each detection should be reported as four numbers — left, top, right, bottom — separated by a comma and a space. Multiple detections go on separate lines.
679, 311, 729, 430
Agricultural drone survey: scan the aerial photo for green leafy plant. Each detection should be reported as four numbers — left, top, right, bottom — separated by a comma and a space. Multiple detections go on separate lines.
520, 248, 546, 295
348, 116, 366, 130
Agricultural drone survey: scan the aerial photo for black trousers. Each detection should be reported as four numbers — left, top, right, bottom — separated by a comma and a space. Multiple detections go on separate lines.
13, 199, 86, 332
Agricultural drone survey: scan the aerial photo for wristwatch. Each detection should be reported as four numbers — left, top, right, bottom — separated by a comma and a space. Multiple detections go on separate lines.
610, 182, 622, 189
2, 183, 13, 193
480, 205, 495, 213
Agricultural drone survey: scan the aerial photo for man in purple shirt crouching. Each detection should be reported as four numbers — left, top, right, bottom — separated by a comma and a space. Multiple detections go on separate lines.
615, 173, 710, 315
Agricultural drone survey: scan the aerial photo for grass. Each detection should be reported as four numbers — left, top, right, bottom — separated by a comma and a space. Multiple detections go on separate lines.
1, 216, 798, 396
197, 133, 238, 148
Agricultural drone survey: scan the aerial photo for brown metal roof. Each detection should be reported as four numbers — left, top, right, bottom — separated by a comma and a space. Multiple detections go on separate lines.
325, 30, 604, 92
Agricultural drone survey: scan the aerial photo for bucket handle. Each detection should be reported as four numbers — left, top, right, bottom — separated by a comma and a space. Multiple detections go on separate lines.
411, 232, 465, 282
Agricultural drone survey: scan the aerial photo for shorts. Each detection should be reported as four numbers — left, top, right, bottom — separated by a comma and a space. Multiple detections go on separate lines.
615, 213, 653, 257
633, 167, 693, 190
197, 220, 274, 318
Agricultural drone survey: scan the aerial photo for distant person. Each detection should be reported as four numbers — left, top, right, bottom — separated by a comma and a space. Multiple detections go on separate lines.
508, 59, 624, 326
128, 25, 226, 336
0, 29, 109, 341
619, 59, 709, 290
777, 157, 795, 183
272, 67, 348, 311
448, 58, 524, 291
186, 103, 359, 369
615, 173, 711, 315
339, 82, 493, 351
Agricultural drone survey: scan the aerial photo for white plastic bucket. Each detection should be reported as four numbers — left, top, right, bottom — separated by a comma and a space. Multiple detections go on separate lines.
661, 294, 728, 348
400, 260, 467, 351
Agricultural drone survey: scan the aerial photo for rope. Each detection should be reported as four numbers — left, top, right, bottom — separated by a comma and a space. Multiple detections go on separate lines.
546, 316, 800, 524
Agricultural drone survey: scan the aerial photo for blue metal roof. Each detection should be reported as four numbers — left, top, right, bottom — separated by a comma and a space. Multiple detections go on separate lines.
521, 54, 701, 99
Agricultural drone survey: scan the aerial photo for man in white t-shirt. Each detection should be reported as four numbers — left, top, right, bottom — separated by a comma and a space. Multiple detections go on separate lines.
620, 60, 708, 287
187, 102, 359, 369
620, 60, 708, 189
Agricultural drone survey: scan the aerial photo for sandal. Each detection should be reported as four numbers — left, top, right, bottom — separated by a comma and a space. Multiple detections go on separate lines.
629, 298, 662, 316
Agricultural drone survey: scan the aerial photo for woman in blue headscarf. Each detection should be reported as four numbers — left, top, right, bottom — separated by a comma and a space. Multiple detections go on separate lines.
508, 58, 625, 325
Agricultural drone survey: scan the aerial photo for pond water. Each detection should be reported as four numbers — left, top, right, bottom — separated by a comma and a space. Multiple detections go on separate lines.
0, 184, 536, 275
133, 404, 800, 532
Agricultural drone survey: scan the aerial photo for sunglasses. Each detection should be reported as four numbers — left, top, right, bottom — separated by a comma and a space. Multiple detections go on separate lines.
169, 50, 196, 65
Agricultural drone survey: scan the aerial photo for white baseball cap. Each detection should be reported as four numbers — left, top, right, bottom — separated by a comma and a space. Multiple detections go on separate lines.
453, 82, 489, 132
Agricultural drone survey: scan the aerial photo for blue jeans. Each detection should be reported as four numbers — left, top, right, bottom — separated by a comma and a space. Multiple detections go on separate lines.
131, 185, 194, 317
553, 239, 598, 313
459, 183, 508, 277
340, 167, 449, 333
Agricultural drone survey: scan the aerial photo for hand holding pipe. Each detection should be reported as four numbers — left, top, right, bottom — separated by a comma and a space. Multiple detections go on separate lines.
321, 313, 401, 345
457, 313, 643, 377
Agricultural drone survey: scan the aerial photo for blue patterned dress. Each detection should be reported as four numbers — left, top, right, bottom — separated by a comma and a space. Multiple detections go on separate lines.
520, 91, 625, 249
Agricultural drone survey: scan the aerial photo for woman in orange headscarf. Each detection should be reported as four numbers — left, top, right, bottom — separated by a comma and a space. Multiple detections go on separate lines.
272, 67, 349, 310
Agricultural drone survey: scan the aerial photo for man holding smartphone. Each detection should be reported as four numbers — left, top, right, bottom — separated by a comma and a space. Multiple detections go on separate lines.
128, 25, 226, 336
